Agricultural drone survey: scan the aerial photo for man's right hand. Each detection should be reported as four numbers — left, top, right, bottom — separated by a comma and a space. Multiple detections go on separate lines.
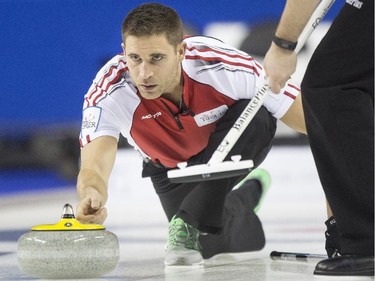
76, 187, 108, 225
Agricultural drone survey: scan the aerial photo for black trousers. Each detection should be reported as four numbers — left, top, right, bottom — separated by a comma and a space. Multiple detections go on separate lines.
302, 0, 374, 255
143, 100, 277, 258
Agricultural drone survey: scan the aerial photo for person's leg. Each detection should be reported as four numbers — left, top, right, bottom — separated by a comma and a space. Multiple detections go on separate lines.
302, 0, 374, 276
199, 169, 270, 259
302, 0, 374, 257
147, 100, 276, 230
144, 161, 232, 233
183, 101, 276, 257
145, 100, 276, 263
145, 162, 270, 259
143, 162, 208, 266
179, 100, 276, 230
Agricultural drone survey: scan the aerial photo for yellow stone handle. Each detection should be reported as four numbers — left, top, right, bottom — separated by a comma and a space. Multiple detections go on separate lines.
31, 218, 105, 231
31, 203, 105, 231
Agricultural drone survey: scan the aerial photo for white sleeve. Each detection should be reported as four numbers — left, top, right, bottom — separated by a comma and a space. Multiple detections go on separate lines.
183, 37, 300, 119
255, 68, 300, 119
79, 81, 141, 148
79, 102, 121, 147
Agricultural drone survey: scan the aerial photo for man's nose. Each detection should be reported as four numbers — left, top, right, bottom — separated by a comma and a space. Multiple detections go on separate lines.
139, 62, 153, 80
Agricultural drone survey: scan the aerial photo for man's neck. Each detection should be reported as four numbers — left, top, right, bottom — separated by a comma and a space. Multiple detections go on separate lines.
161, 70, 184, 107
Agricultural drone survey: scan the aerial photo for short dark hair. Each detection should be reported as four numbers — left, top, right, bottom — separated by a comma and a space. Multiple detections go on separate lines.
122, 3, 183, 47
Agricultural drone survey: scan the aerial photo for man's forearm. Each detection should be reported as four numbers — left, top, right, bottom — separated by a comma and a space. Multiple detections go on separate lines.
77, 168, 108, 203
275, 0, 320, 42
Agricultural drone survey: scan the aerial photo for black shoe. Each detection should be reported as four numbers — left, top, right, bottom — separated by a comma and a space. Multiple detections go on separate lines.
314, 255, 374, 276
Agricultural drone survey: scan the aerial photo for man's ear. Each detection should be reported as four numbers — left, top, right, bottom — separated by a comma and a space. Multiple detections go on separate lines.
121, 43, 126, 54
177, 42, 186, 61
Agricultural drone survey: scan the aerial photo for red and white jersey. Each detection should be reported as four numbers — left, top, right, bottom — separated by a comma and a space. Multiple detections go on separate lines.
80, 36, 300, 168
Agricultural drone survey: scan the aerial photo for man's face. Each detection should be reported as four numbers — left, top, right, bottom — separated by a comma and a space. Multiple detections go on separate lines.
123, 34, 185, 100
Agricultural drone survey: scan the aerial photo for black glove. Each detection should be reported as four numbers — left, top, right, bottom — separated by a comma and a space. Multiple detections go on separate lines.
325, 216, 341, 258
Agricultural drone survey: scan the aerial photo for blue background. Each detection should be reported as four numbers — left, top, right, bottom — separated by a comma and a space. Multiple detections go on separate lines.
0, 0, 344, 131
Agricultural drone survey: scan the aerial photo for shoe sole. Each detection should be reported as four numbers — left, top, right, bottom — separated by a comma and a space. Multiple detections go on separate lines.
314, 268, 374, 279
165, 249, 204, 266
314, 275, 374, 280
164, 258, 204, 266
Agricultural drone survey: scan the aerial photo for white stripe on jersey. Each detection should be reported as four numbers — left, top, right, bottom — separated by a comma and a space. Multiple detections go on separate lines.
84, 54, 128, 107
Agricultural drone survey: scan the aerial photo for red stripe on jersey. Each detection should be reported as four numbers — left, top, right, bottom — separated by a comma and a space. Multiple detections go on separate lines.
92, 68, 126, 105
184, 55, 260, 76
84, 85, 100, 107
85, 59, 127, 107
86, 135, 91, 144
186, 46, 254, 63
287, 83, 300, 92
284, 91, 296, 100
254, 61, 263, 73
86, 66, 116, 107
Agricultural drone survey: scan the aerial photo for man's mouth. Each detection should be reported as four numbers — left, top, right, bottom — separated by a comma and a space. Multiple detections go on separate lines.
140, 84, 157, 92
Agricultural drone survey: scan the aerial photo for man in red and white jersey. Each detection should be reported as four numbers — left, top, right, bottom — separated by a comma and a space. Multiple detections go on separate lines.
76, 3, 306, 266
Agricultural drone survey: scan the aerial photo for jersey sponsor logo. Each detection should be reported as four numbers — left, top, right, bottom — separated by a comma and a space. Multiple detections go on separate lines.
81, 106, 101, 134
194, 105, 228, 127
141, 112, 162, 120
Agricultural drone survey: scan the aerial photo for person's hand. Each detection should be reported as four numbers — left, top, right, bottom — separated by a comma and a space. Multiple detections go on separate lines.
76, 186, 107, 225
263, 43, 297, 94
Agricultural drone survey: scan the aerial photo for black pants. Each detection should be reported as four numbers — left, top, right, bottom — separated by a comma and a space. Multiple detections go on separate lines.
143, 100, 277, 258
302, 0, 374, 255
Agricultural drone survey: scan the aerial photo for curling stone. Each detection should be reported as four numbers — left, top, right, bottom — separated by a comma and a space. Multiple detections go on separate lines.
17, 203, 119, 279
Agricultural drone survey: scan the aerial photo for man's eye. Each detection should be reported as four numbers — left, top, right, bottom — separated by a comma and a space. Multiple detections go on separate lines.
130, 55, 140, 62
153, 55, 163, 61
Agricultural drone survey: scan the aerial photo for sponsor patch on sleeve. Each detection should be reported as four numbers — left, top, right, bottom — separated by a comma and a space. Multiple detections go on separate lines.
81, 106, 101, 135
